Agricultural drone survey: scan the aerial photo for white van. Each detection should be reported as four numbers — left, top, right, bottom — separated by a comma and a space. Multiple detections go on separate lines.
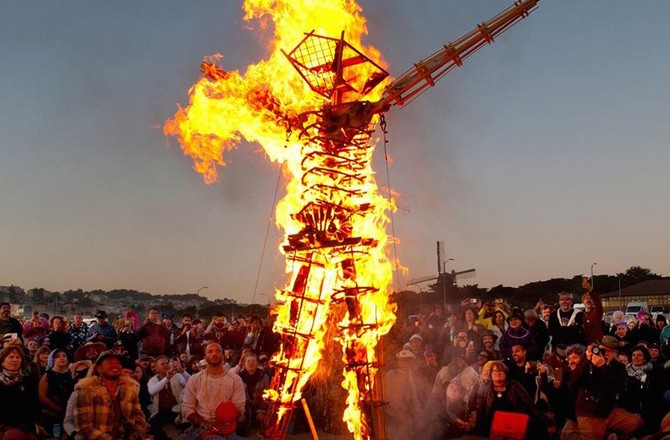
625, 301, 648, 316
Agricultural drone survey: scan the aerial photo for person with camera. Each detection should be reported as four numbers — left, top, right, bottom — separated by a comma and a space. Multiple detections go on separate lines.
117, 318, 139, 360
137, 307, 171, 358
569, 336, 642, 439
0, 303, 23, 343
504, 342, 538, 401
147, 355, 187, 440
175, 314, 204, 359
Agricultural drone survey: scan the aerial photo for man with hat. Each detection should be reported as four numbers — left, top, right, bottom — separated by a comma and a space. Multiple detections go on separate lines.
384, 349, 421, 440
568, 336, 635, 439
86, 310, 118, 349
548, 291, 586, 347
480, 329, 501, 360
73, 351, 150, 439
74, 341, 107, 362
498, 308, 537, 361
161, 311, 179, 356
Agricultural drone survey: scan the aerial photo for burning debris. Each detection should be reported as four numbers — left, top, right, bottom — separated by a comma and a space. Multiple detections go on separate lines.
165, 1, 539, 439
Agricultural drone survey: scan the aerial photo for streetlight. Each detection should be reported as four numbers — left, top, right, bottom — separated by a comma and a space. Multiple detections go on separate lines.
590, 263, 597, 290
196, 286, 208, 318
442, 258, 455, 311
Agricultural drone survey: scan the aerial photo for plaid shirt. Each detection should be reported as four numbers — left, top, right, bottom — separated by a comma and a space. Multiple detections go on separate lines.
73, 375, 148, 439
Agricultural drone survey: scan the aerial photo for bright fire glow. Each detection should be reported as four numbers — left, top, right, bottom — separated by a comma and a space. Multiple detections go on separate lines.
164, 1, 397, 439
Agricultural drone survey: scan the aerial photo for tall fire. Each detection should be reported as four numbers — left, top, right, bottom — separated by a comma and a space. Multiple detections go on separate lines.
164, 1, 539, 439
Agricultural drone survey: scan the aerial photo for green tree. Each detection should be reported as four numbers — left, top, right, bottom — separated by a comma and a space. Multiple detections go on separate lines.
617, 266, 663, 287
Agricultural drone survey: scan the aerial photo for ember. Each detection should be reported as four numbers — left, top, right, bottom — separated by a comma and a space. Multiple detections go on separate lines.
165, 1, 539, 439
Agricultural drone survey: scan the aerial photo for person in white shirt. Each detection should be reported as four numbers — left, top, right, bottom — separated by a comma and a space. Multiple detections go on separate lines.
182, 342, 245, 439
147, 355, 187, 439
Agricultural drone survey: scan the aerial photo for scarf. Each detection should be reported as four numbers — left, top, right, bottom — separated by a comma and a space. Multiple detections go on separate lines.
0, 368, 23, 386
625, 362, 653, 383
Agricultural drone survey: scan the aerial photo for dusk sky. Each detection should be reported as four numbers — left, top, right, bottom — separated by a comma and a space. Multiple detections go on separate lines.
2, 1, 668, 303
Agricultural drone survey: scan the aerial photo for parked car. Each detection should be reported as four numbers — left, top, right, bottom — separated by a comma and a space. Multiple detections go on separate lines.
625, 301, 649, 316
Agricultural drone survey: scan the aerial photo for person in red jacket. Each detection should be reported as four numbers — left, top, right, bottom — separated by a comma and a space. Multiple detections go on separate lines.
581, 277, 605, 344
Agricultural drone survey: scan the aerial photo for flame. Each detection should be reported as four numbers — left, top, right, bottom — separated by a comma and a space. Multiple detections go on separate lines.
165, 1, 397, 438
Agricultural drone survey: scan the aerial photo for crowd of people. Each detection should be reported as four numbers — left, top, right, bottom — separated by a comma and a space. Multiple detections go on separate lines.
1, 276, 670, 440
0, 303, 277, 440
385, 278, 670, 439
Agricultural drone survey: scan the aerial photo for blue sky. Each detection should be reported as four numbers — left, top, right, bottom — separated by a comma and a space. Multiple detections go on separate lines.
1, 1, 668, 302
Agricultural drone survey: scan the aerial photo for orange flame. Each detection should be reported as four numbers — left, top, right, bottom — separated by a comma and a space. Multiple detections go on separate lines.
165, 1, 396, 439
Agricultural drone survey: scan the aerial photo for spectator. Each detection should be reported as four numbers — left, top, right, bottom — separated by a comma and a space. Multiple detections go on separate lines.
581, 277, 605, 344
147, 355, 187, 440
0, 346, 40, 439
25, 339, 39, 360
408, 333, 424, 358
424, 380, 473, 439
32, 345, 51, 378
68, 313, 89, 354
613, 320, 634, 351
569, 337, 642, 439
0, 302, 23, 342
175, 313, 204, 359
548, 292, 586, 347
442, 330, 473, 365
161, 312, 179, 356
620, 345, 664, 433
461, 305, 484, 342
137, 307, 171, 357
636, 310, 660, 345
548, 344, 584, 438
74, 341, 106, 363
204, 313, 230, 347
117, 318, 139, 360
38, 348, 74, 433
47, 316, 71, 352
181, 342, 245, 439
524, 308, 550, 358
23, 311, 49, 343
85, 310, 117, 349
480, 329, 501, 360
73, 351, 149, 439
489, 310, 508, 349
504, 343, 538, 401
498, 308, 537, 360
470, 360, 547, 438
384, 349, 421, 440
237, 354, 269, 435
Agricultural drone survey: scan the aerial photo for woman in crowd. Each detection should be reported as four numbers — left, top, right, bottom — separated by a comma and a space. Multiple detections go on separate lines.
470, 360, 547, 438
32, 346, 51, 379
39, 348, 74, 434
489, 309, 508, 350
498, 309, 537, 360
24, 339, 39, 360
22, 311, 49, 343
117, 318, 139, 360
424, 380, 473, 439
462, 306, 484, 344
0, 346, 40, 439
621, 345, 664, 433
47, 316, 71, 352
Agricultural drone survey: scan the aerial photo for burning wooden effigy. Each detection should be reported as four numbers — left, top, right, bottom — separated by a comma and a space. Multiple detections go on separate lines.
165, 1, 539, 439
